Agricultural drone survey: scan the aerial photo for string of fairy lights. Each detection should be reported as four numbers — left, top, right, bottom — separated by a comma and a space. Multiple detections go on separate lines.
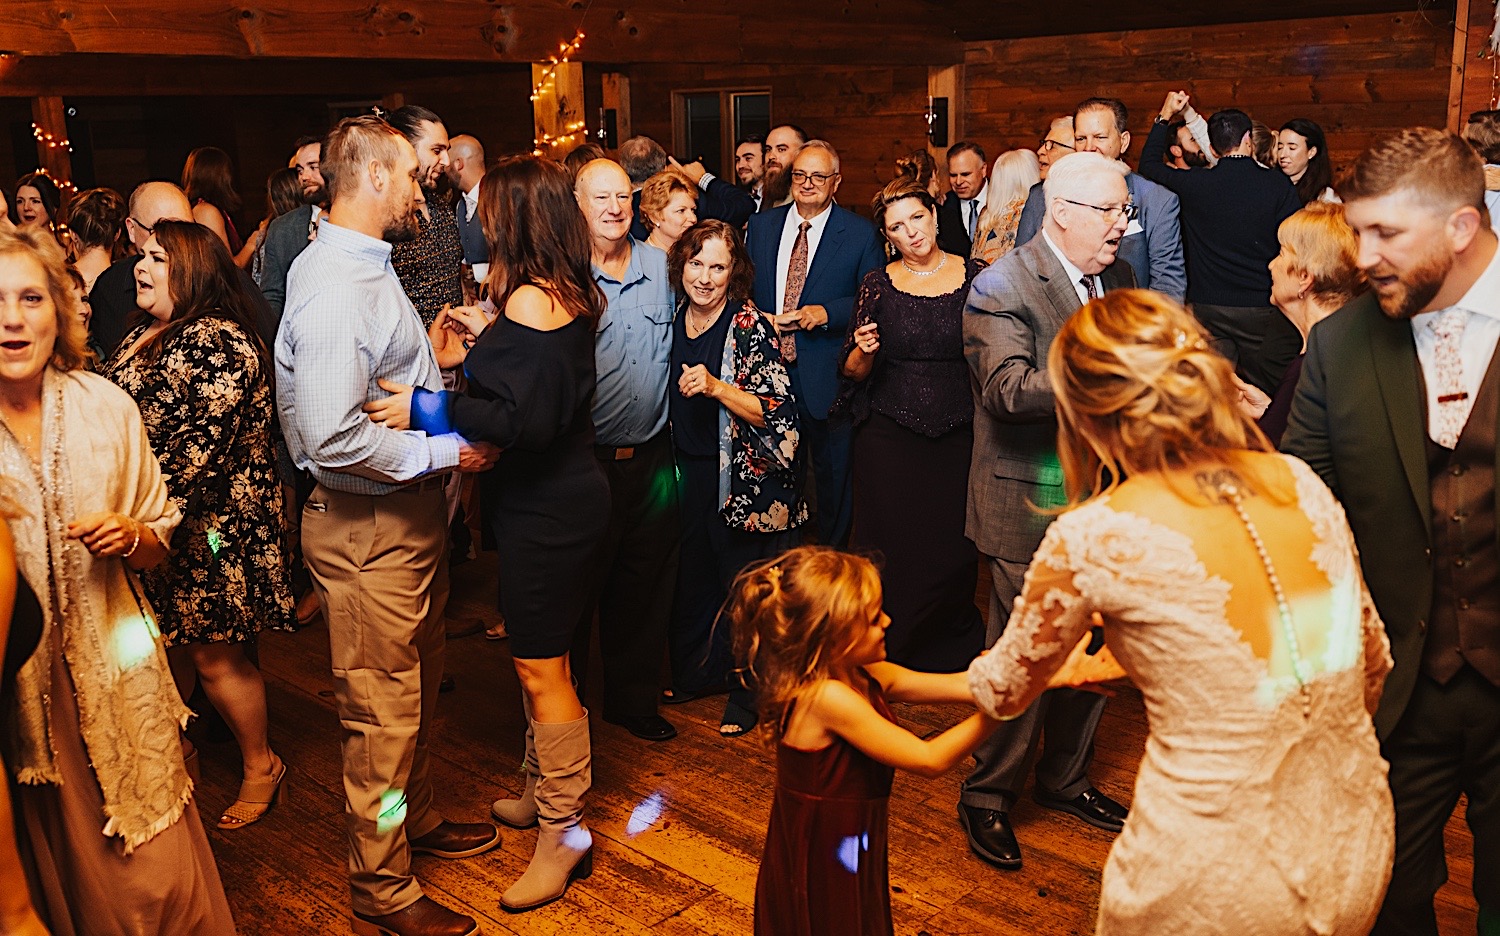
531, 30, 588, 155
28, 122, 79, 194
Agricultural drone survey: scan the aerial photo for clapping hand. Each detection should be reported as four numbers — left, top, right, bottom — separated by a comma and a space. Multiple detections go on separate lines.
363, 379, 414, 430
853, 321, 880, 356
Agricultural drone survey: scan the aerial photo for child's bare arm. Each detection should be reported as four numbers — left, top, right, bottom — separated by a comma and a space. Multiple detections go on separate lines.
865, 662, 974, 705
811, 680, 998, 779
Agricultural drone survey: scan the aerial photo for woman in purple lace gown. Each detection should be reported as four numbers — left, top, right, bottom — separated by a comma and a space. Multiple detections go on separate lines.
838, 178, 984, 672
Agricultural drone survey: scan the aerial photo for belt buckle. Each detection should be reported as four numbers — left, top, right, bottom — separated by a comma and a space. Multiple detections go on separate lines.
615, 446, 635, 461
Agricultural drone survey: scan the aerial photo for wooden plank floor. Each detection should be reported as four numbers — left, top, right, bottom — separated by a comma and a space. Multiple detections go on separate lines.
193, 553, 1480, 935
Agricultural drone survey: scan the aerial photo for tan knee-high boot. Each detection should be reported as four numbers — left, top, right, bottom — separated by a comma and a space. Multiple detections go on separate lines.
500, 712, 592, 912
491, 690, 538, 829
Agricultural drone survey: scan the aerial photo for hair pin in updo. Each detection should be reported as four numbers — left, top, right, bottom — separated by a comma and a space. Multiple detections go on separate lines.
1172, 329, 1207, 351
766, 564, 784, 585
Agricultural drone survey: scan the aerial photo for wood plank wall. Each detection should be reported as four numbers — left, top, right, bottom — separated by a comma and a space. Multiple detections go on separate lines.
961, 11, 1450, 175
1456, 0, 1500, 124
624, 64, 932, 218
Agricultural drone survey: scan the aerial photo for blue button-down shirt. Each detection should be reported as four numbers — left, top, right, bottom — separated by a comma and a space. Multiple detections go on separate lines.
275, 219, 459, 495
592, 238, 674, 446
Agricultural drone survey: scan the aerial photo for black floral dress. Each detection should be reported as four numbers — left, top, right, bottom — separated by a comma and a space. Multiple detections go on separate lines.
105, 317, 295, 645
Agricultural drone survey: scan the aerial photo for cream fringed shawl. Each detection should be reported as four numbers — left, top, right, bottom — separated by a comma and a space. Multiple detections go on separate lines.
3, 367, 189, 853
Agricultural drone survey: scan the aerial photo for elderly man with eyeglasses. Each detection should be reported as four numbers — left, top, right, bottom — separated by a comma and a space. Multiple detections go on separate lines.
745, 139, 883, 553
1015, 98, 1187, 304
1036, 116, 1075, 178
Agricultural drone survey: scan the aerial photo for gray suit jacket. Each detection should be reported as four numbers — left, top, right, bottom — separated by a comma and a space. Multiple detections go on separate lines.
259, 203, 317, 323
963, 235, 1137, 561
1014, 171, 1185, 302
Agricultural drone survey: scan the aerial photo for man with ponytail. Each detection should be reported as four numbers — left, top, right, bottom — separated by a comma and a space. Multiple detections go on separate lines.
957, 150, 1135, 869
1284, 126, 1500, 935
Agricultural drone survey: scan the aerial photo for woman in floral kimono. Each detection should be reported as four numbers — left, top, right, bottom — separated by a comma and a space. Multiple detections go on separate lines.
104, 220, 293, 832
664, 219, 806, 736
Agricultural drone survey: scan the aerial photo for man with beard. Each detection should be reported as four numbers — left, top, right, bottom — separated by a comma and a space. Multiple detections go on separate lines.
291, 135, 325, 202
758, 123, 807, 211
735, 133, 766, 209
1165, 117, 1211, 170
1283, 127, 1500, 936
959, 151, 1134, 871
386, 106, 463, 328
277, 115, 501, 936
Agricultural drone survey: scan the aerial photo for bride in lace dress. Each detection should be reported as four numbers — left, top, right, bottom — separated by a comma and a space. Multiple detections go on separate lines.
969, 290, 1395, 935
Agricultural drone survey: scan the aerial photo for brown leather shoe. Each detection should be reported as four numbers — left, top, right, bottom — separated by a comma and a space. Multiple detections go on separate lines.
410, 820, 501, 859
350, 896, 478, 936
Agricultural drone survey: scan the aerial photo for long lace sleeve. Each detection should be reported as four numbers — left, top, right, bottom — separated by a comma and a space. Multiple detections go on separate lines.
968, 520, 1096, 719
1358, 572, 1393, 716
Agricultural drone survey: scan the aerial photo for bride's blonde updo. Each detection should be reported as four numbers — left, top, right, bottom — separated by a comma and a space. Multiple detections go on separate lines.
1047, 289, 1284, 505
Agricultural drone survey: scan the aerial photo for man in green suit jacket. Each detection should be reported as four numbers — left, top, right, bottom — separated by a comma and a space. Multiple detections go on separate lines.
1283, 127, 1500, 936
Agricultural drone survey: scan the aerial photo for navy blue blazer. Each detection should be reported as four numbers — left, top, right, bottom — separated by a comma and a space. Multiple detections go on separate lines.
745, 203, 883, 419
1013, 171, 1187, 301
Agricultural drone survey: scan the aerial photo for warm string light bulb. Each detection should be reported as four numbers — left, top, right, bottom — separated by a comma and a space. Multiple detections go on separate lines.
529, 30, 586, 102
531, 30, 588, 152
30, 122, 73, 152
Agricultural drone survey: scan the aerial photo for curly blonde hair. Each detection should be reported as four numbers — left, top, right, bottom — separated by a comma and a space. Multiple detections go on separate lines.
638, 169, 697, 233
0, 227, 92, 372
1048, 289, 1287, 506
727, 546, 884, 745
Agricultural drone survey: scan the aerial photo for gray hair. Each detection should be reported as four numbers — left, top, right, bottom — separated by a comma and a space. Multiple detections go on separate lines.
618, 136, 668, 186
796, 139, 840, 174
1043, 150, 1128, 206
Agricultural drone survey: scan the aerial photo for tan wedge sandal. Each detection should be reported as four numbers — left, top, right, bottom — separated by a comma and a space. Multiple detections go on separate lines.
218, 759, 288, 830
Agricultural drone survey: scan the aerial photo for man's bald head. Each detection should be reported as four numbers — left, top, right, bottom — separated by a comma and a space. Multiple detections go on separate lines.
574, 158, 631, 195
126, 181, 193, 251
574, 159, 634, 249
446, 134, 486, 193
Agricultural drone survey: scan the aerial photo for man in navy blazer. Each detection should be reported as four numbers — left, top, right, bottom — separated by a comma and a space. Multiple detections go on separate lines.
745, 140, 883, 547
1014, 98, 1186, 302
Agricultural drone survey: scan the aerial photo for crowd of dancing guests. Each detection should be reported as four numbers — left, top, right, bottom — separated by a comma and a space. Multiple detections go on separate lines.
0, 87, 1497, 936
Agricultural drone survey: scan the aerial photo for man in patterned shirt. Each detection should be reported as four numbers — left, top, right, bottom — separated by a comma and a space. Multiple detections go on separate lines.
276, 115, 500, 936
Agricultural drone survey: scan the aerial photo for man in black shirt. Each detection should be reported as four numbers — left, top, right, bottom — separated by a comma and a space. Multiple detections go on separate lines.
1139, 91, 1302, 392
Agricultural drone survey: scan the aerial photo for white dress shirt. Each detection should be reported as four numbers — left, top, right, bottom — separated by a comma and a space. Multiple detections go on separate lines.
963, 182, 989, 236
462, 184, 479, 222
774, 201, 834, 313
1411, 241, 1500, 445
1041, 231, 1101, 304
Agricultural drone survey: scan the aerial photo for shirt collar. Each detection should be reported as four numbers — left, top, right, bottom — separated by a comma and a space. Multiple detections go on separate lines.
968, 182, 988, 206
592, 235, 654, 287
315, 219, 393, 266
1414, 240, 1500, 328
785, 200, 834, 234
1041, 230, 1089, 287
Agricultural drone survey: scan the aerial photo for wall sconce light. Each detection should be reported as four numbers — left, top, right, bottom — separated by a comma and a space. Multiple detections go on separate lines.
926, 96, 949, 148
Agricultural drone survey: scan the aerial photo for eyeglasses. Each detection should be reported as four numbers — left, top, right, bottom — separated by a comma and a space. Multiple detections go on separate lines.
128, 216, 154, 235
1061, 199, 1139, 222
790, 170, 838, 185
1039, 139, 1076, 155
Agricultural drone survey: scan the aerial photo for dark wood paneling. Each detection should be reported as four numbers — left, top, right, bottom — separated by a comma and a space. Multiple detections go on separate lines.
963, 12, 1451, 174
626, 63, 931, 219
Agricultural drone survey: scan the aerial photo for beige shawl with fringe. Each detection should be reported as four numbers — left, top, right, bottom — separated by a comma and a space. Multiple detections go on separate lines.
3, 367, 189, 853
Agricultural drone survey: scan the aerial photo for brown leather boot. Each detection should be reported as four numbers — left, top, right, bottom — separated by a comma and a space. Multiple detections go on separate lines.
350, 895, 478, 936
499, 712, 592, 912
408, 820, 501, 859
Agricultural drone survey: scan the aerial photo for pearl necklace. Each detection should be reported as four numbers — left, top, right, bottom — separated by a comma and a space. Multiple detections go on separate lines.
901, 252, 946, 277
1218, 481, 1314, 719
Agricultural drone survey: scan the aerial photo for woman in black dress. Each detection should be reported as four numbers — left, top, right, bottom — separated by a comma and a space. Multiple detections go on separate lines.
369, 156, 608, 913
838, 178, 984, 672
103, 220, 294, 830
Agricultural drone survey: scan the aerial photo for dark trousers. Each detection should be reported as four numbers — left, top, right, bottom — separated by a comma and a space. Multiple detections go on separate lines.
960, 555, 1106, 812
1191, 302, 1298, 395
571, 431, 680, 720
1372, 667, 1500, 935
794, 391, 853, 548
669, 452, 799, 702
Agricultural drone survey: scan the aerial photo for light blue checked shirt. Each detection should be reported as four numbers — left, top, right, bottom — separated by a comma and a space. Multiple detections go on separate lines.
275, 219, 460, 495
592, 238, 674, 447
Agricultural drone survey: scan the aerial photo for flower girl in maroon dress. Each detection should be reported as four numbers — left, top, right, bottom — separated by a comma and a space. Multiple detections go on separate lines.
729, 546, 1000, 935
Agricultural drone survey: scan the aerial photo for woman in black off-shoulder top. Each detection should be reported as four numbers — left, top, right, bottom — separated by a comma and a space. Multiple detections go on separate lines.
836, 178, 984, 673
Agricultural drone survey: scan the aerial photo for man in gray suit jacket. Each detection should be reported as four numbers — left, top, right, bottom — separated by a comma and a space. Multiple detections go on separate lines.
959, 151, 1137, 870
1014, 98, 1186, 302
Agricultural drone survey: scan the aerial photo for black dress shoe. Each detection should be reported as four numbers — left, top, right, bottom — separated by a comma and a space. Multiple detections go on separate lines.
604, 714, 678, 742
1034, 786, 1128, 833
957, 803, 1022, 870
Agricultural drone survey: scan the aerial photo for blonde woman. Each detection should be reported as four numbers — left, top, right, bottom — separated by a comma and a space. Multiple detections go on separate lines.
968, 289, 1395, 934
640, 169, 699, 253
971, 150, 1040, 265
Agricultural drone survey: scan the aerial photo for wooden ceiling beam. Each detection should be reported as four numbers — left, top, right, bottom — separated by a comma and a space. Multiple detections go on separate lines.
0, 2, 962, 65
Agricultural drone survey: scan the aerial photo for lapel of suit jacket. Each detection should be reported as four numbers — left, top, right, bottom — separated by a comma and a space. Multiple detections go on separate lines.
1366, 307, 1431, 528
753, 205, 791, 300
801, 205, 848, 298
1026, 237, 1084, 324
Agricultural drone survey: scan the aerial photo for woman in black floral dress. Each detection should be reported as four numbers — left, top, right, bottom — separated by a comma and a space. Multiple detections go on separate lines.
665, 220, 806, 736
104, 220, 293, 830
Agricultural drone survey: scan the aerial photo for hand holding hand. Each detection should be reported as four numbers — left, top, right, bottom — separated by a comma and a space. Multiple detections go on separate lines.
363, 379, 414, 430
679, 363, 718, 399
795, 304, 829, 331
428, 306, 468, 369
853, 321, 880, 355
456, 441, 501, 472
444, 304, 495, 343
1159, 90, 1190, 122
1045, 629, 1128, 691
67, 512, 142, 558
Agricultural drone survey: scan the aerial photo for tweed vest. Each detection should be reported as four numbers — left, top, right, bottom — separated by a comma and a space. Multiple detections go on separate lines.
1423, 343, 1500, 686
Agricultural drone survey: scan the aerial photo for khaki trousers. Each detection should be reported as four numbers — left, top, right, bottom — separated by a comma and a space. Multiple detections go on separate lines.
302, 482, 449, 916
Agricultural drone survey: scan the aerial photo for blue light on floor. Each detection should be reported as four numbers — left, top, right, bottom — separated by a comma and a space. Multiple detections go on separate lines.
627, 791, 666, 837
